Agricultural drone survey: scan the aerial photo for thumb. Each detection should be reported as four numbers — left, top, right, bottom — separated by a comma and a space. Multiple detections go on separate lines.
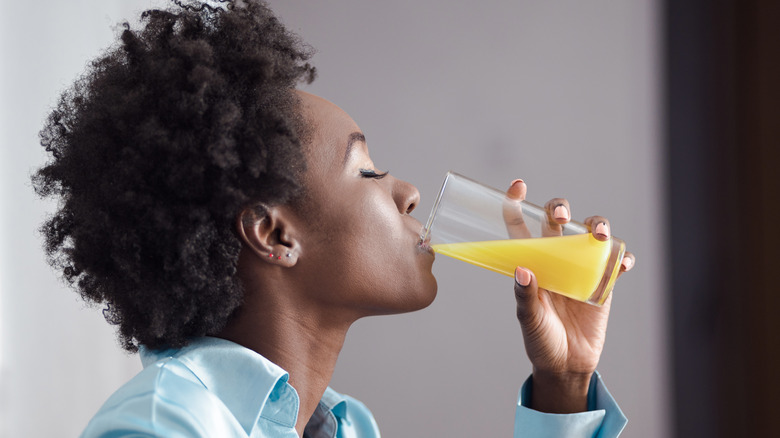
514, 267, 541, 324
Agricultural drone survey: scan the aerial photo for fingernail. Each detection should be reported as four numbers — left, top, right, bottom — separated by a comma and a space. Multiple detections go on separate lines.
595, 222, 610, 238
515, 267, 531, 287
622, 257, 633, 270
553, 205, 569, 221
509, 179, 525, 194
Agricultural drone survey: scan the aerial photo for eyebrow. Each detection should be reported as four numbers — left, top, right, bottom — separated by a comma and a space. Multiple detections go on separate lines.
343, 132, 366, 166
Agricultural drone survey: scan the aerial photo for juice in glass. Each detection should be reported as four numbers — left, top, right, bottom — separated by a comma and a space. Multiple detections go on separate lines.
432, 234, 624, 302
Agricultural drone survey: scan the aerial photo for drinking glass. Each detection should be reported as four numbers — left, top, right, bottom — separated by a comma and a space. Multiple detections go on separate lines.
419, 172, 625, 305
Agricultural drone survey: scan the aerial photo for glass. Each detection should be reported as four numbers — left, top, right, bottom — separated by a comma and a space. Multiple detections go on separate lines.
419, 172, 625, 305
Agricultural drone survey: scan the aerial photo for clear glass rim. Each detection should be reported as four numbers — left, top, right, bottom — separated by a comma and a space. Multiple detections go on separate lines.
586, 237, 626, 306
419, 171, 455, 245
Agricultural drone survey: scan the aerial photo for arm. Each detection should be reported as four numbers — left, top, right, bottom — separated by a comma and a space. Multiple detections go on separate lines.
504, 179, 634, 436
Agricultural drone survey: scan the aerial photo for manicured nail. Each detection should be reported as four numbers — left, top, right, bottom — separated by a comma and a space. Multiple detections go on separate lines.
595, 222, 610, 238
515, 267, 531, 287
511, 179, 524, 188
622, 257, 633, 270
553, 205, 569, 221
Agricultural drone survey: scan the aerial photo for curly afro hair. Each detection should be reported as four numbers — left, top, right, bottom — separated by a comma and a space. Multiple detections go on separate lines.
32, 0, 316, 352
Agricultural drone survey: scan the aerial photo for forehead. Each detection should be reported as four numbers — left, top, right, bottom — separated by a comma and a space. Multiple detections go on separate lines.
296, 91, 363, 169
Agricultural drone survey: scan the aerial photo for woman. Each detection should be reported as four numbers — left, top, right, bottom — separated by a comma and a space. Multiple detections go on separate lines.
33, 1, 634, 436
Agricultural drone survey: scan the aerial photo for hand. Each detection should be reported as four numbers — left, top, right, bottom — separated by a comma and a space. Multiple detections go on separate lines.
503, 179, 635, 413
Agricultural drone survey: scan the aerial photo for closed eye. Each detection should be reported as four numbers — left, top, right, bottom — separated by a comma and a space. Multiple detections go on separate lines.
359, 169, 389, 179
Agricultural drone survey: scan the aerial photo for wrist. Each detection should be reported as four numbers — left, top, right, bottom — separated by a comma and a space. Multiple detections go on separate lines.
530, 368, 593, 414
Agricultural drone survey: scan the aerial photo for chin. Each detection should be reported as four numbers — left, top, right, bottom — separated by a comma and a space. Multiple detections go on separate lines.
419, 276, 439, 309
411, 253, 438, 310
367, 278, 437, 317
403, 274, 439, 313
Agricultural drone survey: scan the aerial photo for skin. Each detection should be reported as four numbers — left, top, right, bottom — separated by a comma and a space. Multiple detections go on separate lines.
219, 91, 635, 435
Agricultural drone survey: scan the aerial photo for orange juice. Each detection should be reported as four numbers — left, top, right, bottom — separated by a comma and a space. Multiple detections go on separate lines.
433, 234, 623, 303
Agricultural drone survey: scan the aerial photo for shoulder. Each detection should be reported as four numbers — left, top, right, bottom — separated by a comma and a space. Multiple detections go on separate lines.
81, 357, 241, 437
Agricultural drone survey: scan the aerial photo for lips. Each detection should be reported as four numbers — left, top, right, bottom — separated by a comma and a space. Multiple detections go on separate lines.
407, 217, 434, 255
417, 236, 434, 256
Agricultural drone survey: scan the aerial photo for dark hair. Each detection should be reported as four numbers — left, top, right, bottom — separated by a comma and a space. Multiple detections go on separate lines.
32, 0, 316, 352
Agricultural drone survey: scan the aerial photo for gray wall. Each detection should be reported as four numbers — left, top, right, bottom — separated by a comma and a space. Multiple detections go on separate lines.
0, 1, 667, 436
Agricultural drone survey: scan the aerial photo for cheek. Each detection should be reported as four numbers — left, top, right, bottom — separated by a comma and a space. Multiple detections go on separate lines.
342, 195, 405, 270
304, 189, 396, 269
346, 200, 435, 309
300, 185, 436, 312
323, 195, 407, 282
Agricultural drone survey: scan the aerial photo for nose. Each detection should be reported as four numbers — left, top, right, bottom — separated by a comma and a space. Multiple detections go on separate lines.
393, 176, 420, 215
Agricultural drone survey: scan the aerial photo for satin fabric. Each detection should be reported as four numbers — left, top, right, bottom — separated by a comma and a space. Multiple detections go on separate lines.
81, 337, 626, 437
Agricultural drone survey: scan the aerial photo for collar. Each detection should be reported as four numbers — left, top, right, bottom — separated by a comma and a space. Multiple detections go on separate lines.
302, 388, 348, 438
320, 387, 348, 419
140, 337, 300, 435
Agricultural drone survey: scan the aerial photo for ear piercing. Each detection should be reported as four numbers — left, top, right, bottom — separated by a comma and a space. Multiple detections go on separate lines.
268, 252, 292, 260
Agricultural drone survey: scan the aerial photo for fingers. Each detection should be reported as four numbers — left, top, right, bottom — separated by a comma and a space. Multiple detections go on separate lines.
504, 179, 532, 239
542, 198, 570, 237
584, 216, 634, 280
514, 267, 541, 323
583, 216, 611, 242
507, 178, 527, 201
618, 251, 636, 278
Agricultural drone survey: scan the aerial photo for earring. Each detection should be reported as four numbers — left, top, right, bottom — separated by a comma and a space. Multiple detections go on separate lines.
267, 253, 274, 258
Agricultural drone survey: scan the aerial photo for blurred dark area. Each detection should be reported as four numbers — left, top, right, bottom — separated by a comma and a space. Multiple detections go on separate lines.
666, 0, 780, 436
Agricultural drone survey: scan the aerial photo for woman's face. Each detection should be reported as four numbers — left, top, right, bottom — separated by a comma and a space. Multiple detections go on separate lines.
291, 91, 437, 317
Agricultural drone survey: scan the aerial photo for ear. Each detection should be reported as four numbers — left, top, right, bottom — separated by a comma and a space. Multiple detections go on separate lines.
235, 204, 300, 267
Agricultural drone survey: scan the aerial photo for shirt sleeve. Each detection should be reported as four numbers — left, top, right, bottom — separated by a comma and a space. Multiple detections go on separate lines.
514, 371, 627, 438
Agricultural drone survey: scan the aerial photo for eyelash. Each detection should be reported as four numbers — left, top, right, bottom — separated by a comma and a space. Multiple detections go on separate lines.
359, 169, 389, 179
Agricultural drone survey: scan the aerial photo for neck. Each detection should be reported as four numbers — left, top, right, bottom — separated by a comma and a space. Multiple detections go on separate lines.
218, 263, 356, 436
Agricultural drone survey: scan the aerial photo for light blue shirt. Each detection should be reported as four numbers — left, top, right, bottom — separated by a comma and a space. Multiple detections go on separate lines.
81, 337, 626, 437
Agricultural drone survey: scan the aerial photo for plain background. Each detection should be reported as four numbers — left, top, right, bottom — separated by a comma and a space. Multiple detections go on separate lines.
0, 1, 667, 436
